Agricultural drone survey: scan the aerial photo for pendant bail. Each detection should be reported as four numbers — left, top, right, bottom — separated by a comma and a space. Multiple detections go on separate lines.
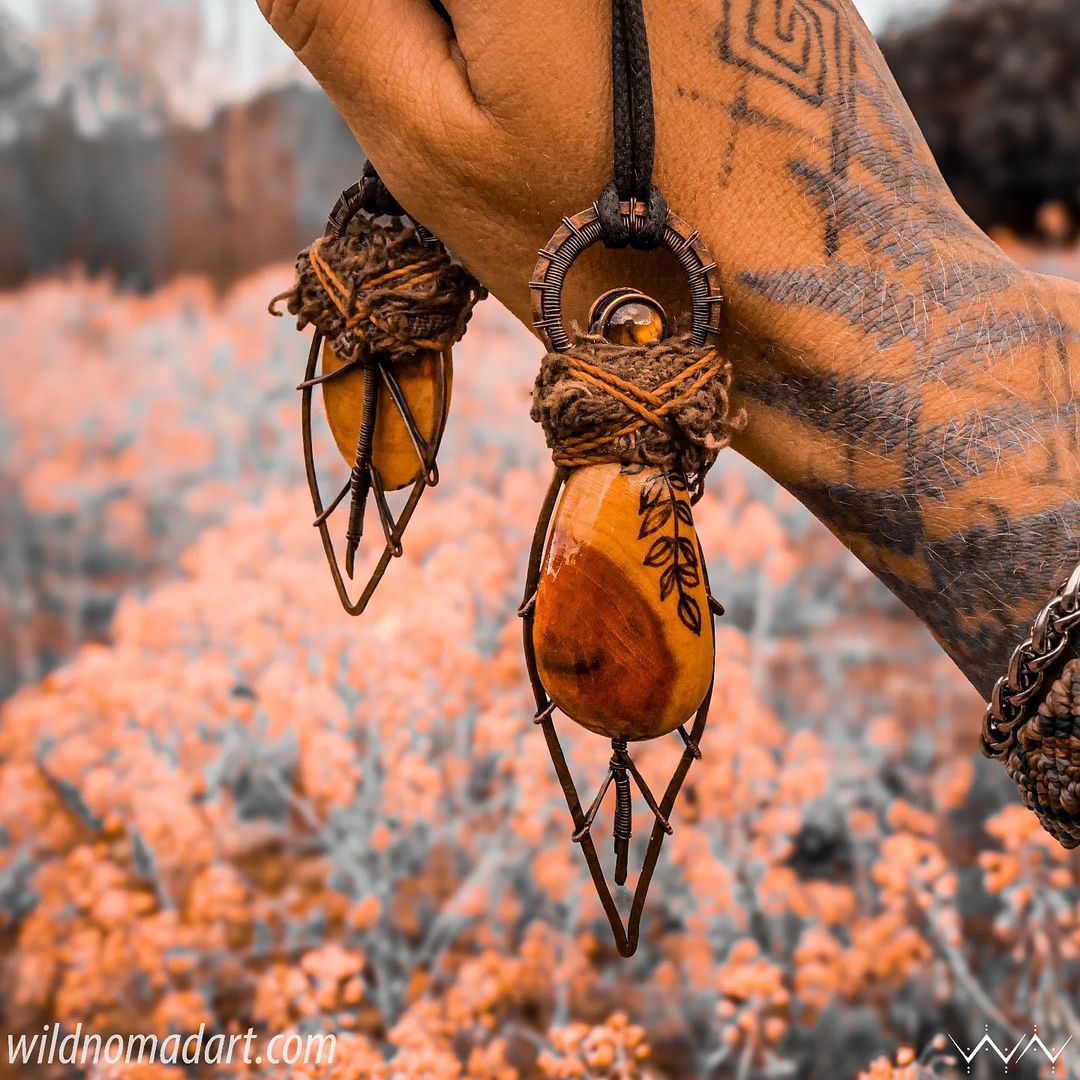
596, 181, 669, 250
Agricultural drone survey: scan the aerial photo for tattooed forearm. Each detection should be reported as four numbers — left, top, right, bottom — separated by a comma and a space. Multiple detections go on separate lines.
260, 0, 1080, 700
707, 0, 1080, 696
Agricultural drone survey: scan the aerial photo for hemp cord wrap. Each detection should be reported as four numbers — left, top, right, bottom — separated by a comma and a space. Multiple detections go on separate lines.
1007, 657, 1080, 848
270, 214, 484, 364
531, 332, 745, 477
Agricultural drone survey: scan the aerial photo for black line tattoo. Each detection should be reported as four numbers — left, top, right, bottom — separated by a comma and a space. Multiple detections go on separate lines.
712, 0, 1080, 695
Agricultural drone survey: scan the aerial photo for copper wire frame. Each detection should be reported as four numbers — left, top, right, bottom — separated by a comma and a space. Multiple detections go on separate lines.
300, 181, 447, 615
522, 202, 724, 957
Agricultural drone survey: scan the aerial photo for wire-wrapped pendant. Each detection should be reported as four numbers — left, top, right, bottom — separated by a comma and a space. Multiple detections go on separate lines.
272, 173, 484, 613
524, 200, 742, 955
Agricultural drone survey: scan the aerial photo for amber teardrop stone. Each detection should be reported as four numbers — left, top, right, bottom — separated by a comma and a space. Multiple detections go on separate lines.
588, 289, 669, 347
320, 343, 452, 491
533, 463, 714, 741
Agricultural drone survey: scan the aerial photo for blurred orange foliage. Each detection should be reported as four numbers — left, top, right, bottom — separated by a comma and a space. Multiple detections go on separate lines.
0, 258, 1076, 1078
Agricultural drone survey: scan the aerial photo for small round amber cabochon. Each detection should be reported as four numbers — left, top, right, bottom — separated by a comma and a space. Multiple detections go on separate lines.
589, 289, 669, 347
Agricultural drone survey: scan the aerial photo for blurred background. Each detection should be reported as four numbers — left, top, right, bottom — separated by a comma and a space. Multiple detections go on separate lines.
0, 1, 1078, 1077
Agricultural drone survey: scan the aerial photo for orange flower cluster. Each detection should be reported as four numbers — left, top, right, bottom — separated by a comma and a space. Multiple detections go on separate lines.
537, 1013, 652, 1079
856, 1047, 922, 1080
714, 940, 789, 1061
856, 1035, 960, 1080
1, 264, 1078, 1077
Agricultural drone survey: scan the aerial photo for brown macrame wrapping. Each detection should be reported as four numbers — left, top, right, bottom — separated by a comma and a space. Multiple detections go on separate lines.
531, 332, 745, 477
1007, 658, 1080, 847
270, 214, 484, 364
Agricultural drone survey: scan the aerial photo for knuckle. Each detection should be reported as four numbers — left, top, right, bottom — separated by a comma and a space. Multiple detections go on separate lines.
260, 0, 321, 58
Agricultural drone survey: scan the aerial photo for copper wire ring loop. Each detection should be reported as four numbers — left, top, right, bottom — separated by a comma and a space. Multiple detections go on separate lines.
529, 202, 723, 353
326, 179, 439, 247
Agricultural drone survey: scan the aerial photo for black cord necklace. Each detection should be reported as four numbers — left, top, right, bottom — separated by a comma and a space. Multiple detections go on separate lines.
598, 0, 667, 249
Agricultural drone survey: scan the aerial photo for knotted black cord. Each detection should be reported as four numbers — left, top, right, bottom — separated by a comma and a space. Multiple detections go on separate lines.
597, 0, 668, 250
357, 159, 403, 217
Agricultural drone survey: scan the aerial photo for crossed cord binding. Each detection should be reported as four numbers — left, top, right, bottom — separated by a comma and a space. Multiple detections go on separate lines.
532, 331, 742, 481
304, 240, 463, 357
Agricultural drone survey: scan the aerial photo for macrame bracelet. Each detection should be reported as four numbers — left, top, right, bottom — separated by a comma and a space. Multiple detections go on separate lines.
982, 562, 1080, 847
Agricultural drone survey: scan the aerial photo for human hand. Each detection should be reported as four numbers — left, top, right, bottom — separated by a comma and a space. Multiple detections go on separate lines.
256, 0, 945, 335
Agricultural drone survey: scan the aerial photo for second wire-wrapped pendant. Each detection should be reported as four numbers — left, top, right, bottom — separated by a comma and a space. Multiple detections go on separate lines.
523, 199, 742, 955
274, 170, 484, 613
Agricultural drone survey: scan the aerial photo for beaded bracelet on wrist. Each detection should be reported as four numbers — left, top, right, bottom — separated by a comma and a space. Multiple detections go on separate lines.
982, 563, 1080, 847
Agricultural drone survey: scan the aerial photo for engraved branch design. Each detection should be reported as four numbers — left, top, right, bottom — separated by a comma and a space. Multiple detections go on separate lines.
637, 470, 703, 636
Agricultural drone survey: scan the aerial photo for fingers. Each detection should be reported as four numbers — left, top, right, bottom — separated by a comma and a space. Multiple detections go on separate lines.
257, 0, 481, 153
438, 0, 609, 126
